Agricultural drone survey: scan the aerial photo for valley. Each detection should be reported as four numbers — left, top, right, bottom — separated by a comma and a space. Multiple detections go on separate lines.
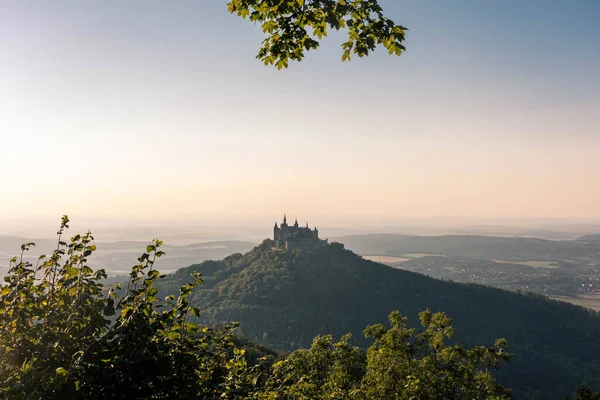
338, 234, 600, 306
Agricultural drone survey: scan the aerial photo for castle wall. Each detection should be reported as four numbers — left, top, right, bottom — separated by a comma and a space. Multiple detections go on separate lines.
285, 239, 326, 251
273, 217, 326, 251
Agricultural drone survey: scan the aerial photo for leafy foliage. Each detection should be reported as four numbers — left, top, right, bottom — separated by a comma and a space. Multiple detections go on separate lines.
361, 310, 511, 400
0, 216, 259, 399
566, 385, 600, 400
227, 0, 406, 68
263, 312, 512, 399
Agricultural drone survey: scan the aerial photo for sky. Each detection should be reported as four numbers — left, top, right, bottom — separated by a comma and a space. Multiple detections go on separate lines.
1, 0, 599, 232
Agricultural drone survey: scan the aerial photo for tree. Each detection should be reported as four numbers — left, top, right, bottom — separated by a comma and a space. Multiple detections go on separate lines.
0, 216, 258, 399
263, 334, 366, 398
361, 310, 513, 399
259, 311, 513, 399
566, 385, 600, 400
227, 0, 406, 68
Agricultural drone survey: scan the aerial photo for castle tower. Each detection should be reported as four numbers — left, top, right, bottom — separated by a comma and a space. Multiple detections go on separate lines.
294, 218, 299, 228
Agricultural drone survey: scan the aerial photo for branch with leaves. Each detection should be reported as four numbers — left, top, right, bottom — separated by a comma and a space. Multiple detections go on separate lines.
228, 0, 407, 68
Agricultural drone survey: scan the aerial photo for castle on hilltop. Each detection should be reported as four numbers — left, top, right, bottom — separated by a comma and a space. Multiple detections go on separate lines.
273, 215, 328, 250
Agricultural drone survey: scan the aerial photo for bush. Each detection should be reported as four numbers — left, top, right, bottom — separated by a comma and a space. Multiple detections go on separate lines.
0, 216, 260, 399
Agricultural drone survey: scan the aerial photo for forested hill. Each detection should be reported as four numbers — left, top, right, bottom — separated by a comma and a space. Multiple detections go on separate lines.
157, 240, 600, 400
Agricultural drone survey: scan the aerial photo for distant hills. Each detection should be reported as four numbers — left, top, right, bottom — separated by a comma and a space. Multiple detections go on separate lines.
87, 240, 256, 275
0, 236, 255, 276
331, 233, 600, 261
331, 234, 600, 301
579, 234, 600, 242
157, 240, 600, 400
0, 235, 57, 254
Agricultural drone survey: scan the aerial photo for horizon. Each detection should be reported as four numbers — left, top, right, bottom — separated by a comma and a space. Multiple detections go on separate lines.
2, 214, 600, 244
2, 1, 599, 225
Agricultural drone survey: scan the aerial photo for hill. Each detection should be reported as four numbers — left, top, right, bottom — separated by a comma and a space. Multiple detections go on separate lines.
158, 240, 600, 400
0, 235, 57, 254
331, 233, 600, 261
0, 236, 255, 277
579, 234, 600, 242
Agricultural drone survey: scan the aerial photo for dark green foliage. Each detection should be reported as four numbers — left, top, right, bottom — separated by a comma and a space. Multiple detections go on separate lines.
228, 0, 406, 68
0, 217, 260, 399
361, 310, 511, 400
264, 334, 367, 398
262, 312, 512, 399
566, 385, 600, 400
159, 239, 600, 399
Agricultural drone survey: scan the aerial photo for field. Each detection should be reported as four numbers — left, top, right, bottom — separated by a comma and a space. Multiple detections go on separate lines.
551, 293, 600, 311
401, 253, 441, 258
490, 259, 559, 269
362, 255, 410, 263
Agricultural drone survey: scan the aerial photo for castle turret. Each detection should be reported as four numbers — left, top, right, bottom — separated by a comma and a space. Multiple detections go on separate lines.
274, 222, 280, 242
294, 218, 299, 228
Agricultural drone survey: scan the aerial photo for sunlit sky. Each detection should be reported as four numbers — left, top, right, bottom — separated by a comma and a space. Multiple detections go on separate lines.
1, 0, 599, 230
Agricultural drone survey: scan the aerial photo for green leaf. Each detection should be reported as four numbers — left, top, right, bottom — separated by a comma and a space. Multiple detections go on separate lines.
65, 266, 78, 278
147, 270, 160, 280
82, 266, 93, 275
167, 331, 181, 340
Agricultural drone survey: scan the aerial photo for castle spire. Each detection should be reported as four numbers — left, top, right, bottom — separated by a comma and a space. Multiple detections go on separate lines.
283, 214, 287, 224
294, 218, 299, 227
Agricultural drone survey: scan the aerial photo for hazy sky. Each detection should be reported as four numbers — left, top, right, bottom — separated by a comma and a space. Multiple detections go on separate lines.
1, 0, 599, 229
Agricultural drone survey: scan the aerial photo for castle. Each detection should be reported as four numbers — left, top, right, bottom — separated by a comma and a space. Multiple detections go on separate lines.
273, 215, 328, 250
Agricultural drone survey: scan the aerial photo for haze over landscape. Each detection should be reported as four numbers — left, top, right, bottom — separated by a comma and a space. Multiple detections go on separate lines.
2, 1, 600, 399
2, 0, 599, 232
